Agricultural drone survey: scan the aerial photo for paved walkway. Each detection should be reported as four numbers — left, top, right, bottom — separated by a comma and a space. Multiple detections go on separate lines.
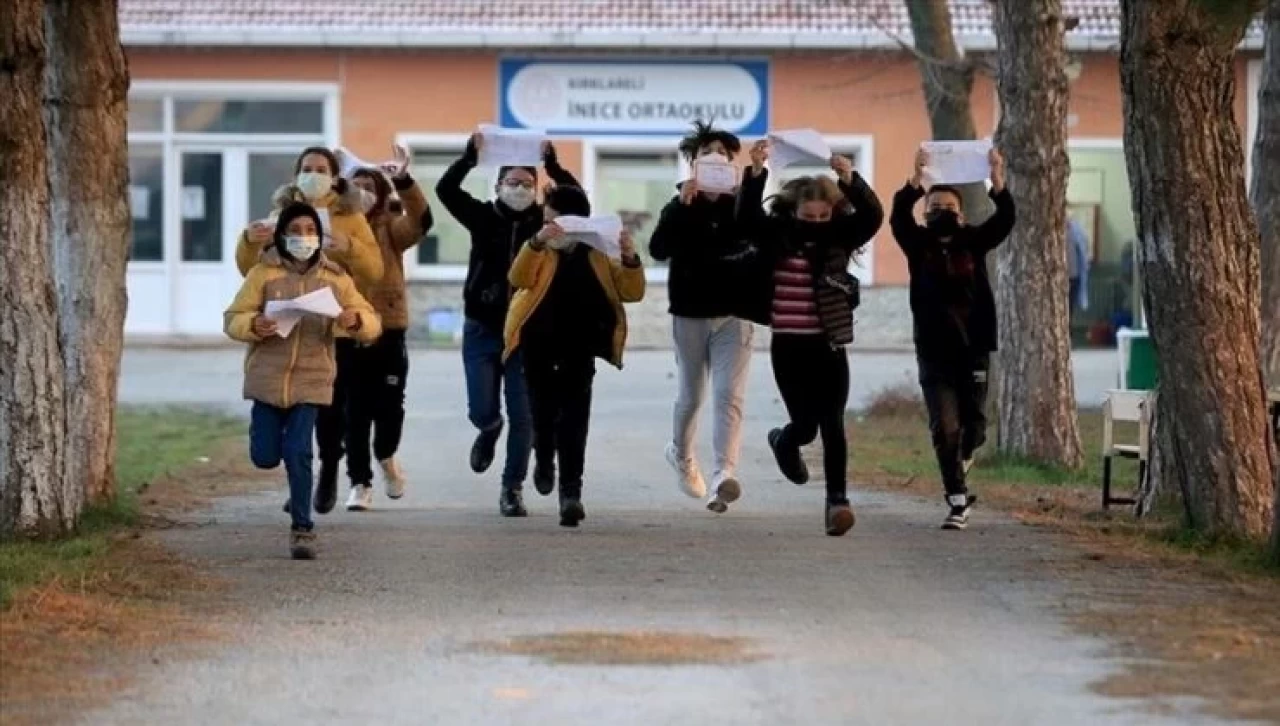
83, 348, 1219, 725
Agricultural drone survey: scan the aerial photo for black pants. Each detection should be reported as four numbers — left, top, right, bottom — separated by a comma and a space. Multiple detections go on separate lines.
918, 354, 990, 497
771, 334, 850, 503
523, 350, 596, 498
315, 338, 356, 467
345, 329, 410, 485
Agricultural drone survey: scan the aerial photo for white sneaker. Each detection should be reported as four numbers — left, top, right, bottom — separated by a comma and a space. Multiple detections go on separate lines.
664, 442, 706, 499
706, 474, 742, 514
380, 457, 407, 500
346, 484, 374, 512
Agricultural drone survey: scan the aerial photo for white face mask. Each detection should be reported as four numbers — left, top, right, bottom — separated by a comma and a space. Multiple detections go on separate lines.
284, 234, 320, 260
359, 189, 378, 214
498, 186, 535, 212
296, 172, 333, 201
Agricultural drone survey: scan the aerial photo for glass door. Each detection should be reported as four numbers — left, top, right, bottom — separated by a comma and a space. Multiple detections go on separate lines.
172, 148, 230, 335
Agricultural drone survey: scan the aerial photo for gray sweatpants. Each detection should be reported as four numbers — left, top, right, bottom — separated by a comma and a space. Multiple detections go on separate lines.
671, 316, 754, 479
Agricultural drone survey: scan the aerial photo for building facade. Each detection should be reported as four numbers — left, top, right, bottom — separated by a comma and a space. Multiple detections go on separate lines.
118, 0, 1265, 347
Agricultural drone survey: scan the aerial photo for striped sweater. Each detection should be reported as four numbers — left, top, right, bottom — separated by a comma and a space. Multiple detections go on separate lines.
771, 255, 822, 335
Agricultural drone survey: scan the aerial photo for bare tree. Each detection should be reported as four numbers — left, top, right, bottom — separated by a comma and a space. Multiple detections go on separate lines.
0, 0, 73, 538
991, 0, 1084, 468
1120, 0, 1274, 539
44, 0, 131, 506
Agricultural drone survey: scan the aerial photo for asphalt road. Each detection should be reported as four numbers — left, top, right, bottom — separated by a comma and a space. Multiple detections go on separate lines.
79, 348, 1221, 725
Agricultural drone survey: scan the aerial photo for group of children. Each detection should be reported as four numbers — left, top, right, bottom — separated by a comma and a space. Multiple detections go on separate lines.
224, 122, 1014, 559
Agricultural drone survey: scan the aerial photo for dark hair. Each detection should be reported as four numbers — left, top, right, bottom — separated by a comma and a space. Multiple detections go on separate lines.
294, 146, 341, 177
352, 166, 393, 213
499, 165, 538, 182
766, 176, 848, 219
677, 120, 741, 163
273, 202, 324, 261
926, 184, 965, 210
544, 184, 591, 218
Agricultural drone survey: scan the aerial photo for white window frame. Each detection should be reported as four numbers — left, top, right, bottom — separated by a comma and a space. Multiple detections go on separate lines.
764, 134, 876, 285
396, 132, 487, 282
582, 137, 693, 284
1248, 58, 1261, 188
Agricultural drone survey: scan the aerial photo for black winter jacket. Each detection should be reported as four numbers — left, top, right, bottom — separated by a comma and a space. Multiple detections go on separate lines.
648, 188, 753, 319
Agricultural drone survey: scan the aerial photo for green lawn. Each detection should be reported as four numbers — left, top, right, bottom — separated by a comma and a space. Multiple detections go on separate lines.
0, 408, 245, 608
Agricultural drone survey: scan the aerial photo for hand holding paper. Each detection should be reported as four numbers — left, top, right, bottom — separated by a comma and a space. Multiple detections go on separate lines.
262, 287, 344, 338
767, 129, 832, 169
556, 214, 624, 260
920, 140, 994, 186
477, 124, 547, 168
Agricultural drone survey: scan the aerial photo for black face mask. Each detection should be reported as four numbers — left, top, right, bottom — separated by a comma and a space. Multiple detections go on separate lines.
925, 209, 961, 236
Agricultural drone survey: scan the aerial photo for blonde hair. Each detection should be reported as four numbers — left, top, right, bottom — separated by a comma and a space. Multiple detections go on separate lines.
767, 175, 849, 218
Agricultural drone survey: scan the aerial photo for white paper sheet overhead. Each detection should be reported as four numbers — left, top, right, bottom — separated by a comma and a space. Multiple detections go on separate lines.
335, 145, 409, 179
693, 155, 739, 193
477, 124, 547, 168
556, 214, 623, 260
920, 140, 993, 185
767, 129, 832, 169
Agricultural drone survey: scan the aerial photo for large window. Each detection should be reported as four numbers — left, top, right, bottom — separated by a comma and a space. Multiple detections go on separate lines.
174, 100, 325, 135
594, 151, 680, 268
128, 145, 164, 261
409, 148, 490, 266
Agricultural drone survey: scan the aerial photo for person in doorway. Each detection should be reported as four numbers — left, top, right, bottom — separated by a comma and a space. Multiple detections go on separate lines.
736, 141, 884, 537
435, 134, 580, 517
1066, 216, 1089, 322
649, 121, 761, 514
889, 147, 1015, 531
339, 162, 433, 511
235, 147, 383, 517
503, 184, 646, 527
224, 203, 381, 559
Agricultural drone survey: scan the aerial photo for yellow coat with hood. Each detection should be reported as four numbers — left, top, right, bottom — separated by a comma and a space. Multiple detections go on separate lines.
225, 249, 382, 409
365, 179, 431, 330
235, 184, 383, 294
502, 241, 646, 369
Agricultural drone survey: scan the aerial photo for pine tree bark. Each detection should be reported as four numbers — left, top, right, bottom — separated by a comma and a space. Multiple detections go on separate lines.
1253, 0, 1280, 561
43, 0, 130, 505
991, 0, 1084, 468
1120, 0, 1274, 539
0, 0, 73, 539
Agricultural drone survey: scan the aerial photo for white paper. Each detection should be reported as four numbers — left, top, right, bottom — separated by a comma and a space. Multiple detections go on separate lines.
477, 124, 546, 168
767, 129, 832, 169
181, 186, 206, 220
921, 140, 993, 185
335, 145, 409, 180
261, 306, 303, 338
129, 185, 150, 221
262, 287, 343, 338
693, 157, 739, 193
556, 214, 623, 260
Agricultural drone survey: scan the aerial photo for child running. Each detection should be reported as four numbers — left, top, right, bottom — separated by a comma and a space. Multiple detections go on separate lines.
737, 140, 884, 536
502, 185, 646, 527
224, 203, 381, 559
889, 147, 1014, 531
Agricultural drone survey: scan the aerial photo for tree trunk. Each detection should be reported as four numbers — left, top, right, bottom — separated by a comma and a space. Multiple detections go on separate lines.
0, 0, 73, 539
991, 0, 1084, 468
43, 0, 130, 506
1254, 0, 1280, 562
1119, 0, 1274, 539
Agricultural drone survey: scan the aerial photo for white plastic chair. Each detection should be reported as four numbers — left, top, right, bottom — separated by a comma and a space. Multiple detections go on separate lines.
1101, 389, 1152, 509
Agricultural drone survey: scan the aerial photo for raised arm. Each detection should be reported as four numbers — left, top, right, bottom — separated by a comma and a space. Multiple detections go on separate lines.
888, 148, 931, 255
435, 135, 490, 229
735, 139, 770, 234
388, 175, 432, 252
830, 155, 884, 253
969, 149, 1015, 253
542, 141, 580, 188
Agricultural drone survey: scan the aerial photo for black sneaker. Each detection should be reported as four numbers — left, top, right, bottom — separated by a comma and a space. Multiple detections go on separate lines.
533, 461, 556, 496
768, 428, 809, 485
314, 460, 340, 514
499, 487, 527, 517
825, 500, 856, 537
942, 494, 977, 530
471, 422, 504, 474
559, 497, 585, 528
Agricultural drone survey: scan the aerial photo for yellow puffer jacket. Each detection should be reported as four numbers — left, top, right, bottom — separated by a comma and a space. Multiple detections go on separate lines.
365, 179, 431, 330
235, 184, 384, 295
224, 249, 382, 409
503, 241, 646, 369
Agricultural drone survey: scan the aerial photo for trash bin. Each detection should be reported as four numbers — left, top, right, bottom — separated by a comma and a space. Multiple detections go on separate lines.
1125, 332, 1157, 390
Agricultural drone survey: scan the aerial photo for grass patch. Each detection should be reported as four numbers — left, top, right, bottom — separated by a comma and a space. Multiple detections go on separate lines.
0, 407, 246, 608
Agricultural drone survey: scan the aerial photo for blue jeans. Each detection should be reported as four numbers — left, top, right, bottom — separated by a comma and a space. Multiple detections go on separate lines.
461, 318, 531, 488
250, 401, 319, 531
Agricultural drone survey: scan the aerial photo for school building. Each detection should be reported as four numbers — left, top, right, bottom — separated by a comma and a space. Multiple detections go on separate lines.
118, 0, 1265, 347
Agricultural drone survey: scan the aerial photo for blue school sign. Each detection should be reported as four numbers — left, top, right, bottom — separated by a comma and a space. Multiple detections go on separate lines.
498, 58, 770, 136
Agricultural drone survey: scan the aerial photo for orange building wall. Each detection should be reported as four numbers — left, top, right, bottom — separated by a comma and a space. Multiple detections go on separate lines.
125, 47, 1260, 286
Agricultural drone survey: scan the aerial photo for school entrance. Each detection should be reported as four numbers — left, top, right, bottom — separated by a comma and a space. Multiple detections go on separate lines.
124, 83, 337, 337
